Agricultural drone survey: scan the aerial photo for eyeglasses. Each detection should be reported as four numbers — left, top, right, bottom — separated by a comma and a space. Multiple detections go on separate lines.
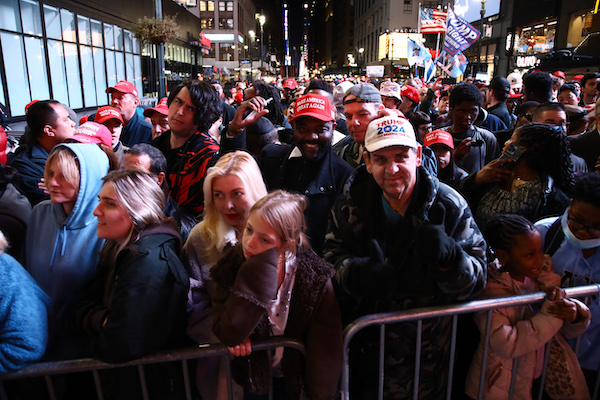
568, 215, 600, 237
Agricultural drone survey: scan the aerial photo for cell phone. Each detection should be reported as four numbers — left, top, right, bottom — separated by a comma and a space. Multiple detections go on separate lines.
470, 139, 484, 147
441, 77, 457, 85
497, 143, 525, 170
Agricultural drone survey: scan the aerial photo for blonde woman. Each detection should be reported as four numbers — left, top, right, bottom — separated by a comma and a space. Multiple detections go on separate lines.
184, 150, 267, 400
211, 190, 343, 400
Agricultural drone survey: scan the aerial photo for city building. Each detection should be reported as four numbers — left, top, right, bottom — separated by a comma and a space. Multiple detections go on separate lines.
0, 0, 204, 119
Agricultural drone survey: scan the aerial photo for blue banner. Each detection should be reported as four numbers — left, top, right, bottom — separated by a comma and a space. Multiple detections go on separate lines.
436, 50, 468, 78
443, 6, 480, 56
407, 37, 432, 67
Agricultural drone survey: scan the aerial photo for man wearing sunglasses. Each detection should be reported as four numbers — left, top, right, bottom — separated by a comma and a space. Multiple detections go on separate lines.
535, 172, 600, 394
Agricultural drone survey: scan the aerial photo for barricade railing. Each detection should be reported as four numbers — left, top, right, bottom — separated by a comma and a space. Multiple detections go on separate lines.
341, 284, 600, 400
0, 337, 305, 400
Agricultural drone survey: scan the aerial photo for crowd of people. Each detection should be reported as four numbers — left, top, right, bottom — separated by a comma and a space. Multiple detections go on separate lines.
0, 68, 600, 400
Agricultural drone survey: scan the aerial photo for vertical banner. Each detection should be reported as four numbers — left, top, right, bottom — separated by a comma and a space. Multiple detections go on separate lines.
407, 37, 432, 67
443, 6, 480, 56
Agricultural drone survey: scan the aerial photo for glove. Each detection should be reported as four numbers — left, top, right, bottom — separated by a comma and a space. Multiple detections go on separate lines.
232, 248, 279, 309
415, 203, 461, 268
346, 239, 398, 298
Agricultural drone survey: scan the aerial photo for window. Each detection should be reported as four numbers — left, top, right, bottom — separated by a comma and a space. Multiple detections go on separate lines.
218, 1, 225, 11
219, 43, 234, 61
208, 1, 215, 11
201, 18, 214, 29
227, 1, 233, 11
199, 1, 207, 11
219, 18, 234, 29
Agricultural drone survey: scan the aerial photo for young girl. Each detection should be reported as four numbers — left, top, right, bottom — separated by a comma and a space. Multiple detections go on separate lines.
210, 190, 343, 400
465, 214, 590, 400
423, 129, 468, 189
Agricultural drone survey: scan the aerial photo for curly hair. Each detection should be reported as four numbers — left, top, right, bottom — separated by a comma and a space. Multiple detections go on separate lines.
484, 214, 537, 252
449, 83, 483, 109
168, 81, 222, 133
515, 122, 574, 193
573, 172, 600, 207
251, 80, 285, 126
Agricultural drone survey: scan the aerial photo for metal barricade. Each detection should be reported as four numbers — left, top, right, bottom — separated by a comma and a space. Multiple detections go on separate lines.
341, 284, 600, 400
0, 337, 305, 400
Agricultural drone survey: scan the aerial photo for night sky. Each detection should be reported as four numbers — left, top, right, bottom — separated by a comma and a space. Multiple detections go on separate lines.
252, 0, 303, 61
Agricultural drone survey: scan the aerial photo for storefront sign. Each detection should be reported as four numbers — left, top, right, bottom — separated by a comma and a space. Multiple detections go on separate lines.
515, 55, 539, 68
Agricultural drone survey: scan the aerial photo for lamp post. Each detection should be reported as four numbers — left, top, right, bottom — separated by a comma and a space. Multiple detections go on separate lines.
358, 47, 365, 76
248, 30, 256, 80
259, 13, 266, 69
477, 0, 486, 76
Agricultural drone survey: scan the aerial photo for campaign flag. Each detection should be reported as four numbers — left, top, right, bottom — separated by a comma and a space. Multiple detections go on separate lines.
443, 6, 480, 56
407, 37, 432, 67
424, 59, 436, 83
420, 7, 447, 34
436, 49, 468, 78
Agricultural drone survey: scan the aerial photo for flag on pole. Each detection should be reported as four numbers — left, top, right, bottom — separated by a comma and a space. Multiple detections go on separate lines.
407, 37, 432, 67
436, 50, 468, 78
424, 59, 436, 83
443, 6, 480, 56
420, 7, 447, 34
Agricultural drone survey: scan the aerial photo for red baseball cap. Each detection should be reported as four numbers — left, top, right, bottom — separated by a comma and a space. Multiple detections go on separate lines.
289, 94, 335, 123
573, 74, 584, 82
96, 106, 124, 124
424, 129, 454, 150
79, 115, 90, 125
508, 90, 523, 99
106, 80, 138, 98
71, 122, 112, 147
283, 78, 298, 90
401, 85, 420, 104
553, 70, 565, 79
143, 97, 169, 118
25, 99, 40, 114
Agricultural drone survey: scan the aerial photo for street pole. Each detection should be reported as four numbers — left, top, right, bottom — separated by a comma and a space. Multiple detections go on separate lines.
155, 0, 166, 97
259, 14, 265, 70
477, 0, 486, 77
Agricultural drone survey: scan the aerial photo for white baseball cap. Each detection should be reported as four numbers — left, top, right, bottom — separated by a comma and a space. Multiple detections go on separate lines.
365, 116, 418, 153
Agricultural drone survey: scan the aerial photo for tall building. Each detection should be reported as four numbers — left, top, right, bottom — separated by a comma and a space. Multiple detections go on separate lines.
0, 0, 204, 119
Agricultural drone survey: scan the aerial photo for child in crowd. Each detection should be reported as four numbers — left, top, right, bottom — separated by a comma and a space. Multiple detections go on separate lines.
465, 214, 590, 400
424, 129, 467, 189
210, 190, 342, 400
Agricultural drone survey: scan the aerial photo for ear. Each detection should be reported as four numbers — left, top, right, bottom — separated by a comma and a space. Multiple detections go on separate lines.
43, 124, 54, 137
156, 172, 166, 186
133, 97, 140, 107
364, 150, 372, 173
495, 249, 510, 266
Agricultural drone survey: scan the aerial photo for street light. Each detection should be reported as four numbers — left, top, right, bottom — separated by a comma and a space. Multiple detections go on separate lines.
258, 13, 266, 69
477, 0, 486, 76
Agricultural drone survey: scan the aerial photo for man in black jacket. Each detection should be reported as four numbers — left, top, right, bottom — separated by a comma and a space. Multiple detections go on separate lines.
259, 93, 353, 254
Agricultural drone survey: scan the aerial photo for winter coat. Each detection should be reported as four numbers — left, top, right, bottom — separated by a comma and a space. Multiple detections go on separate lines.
465, 262, 590, 400
0, 253, 50, 373
23, 143, 109, 358
324, 165, 487, 398
259, 144, 353, 255
8, 139, 49, 205
120, 110, 152, 147
211, 246, 343, 400
74, 222, 189, 362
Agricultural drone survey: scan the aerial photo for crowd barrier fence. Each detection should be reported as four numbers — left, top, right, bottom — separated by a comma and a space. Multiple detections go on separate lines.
1, 285, 599, 400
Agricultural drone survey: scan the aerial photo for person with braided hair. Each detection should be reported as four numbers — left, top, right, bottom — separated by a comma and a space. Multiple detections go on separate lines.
460, 122, 574, 230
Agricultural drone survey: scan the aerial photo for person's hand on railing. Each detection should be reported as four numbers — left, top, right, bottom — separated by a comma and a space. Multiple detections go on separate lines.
228, 337, 252, 357
545, 287, 578, 323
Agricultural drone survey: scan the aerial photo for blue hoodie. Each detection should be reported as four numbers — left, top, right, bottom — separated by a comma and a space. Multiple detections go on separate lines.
24, 143, 109, 351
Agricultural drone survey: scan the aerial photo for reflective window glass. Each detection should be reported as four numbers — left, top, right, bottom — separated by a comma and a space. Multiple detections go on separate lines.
124, 29, 133, 52
125, 52, 134, 83
93, 46, 108, 105
43, 4, 61, 39
63, 42, 82, 108
80, 45, 97, 107
114, 26, 123, 51
0, 0, 22, 33
77, 15, 90, 45
47, 40, 69, 104
0, 33, 29, 115
104, 23, 114, 49
21, 0, 42, 36
105, 49, 117, 87
24, 36, 50, 101
115, 52, 125, 82
91, 19, 103, 47
134, 55, 142, 94
60, 9, 76, 42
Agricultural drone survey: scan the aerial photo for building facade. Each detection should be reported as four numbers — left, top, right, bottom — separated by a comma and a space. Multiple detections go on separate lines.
0, 0, 204, 119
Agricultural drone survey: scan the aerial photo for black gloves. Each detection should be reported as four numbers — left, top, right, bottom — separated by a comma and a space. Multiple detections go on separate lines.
346, 239, 398, 298
232, 248, 279, 309
415, 203, 463, 270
